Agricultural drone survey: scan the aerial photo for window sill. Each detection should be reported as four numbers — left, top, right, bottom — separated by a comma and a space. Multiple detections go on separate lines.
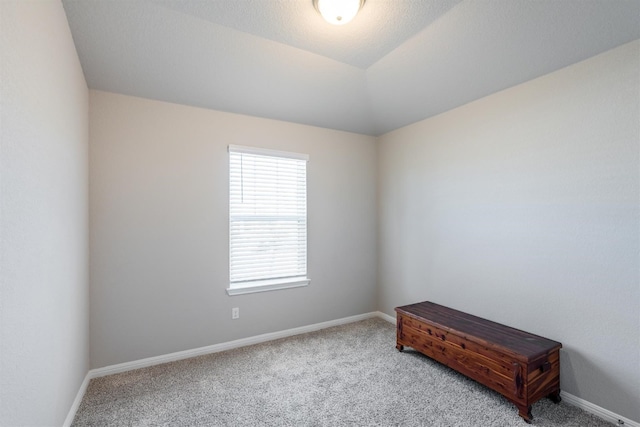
226, 277, 310, 296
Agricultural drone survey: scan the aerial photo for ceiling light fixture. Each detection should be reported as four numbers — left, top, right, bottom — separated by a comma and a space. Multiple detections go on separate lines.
313, 0, 366, 25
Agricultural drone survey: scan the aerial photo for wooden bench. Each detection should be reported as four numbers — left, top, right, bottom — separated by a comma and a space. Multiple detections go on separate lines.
395, 301, 562, 423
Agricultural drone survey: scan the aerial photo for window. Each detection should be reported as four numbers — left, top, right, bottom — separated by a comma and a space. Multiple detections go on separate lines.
227, 145, 309, 295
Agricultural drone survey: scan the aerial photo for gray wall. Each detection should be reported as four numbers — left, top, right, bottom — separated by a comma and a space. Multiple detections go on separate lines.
0, 1, 89, 426
89, 90, 378, 369
377, 40, 639, 421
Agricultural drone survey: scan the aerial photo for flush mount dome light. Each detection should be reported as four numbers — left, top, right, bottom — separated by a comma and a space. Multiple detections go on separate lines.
313, 0, 366, 25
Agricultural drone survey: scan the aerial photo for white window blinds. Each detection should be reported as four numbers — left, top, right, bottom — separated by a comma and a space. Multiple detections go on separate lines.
228, 145, 308, 289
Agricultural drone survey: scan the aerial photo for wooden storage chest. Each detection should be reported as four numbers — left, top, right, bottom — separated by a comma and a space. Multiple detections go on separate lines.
395, 301, 562, 423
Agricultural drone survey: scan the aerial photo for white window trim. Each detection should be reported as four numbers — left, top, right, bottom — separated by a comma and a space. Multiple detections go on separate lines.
226, 277, 310, 296
227, 145, 310, 296
228, 144, 309, 161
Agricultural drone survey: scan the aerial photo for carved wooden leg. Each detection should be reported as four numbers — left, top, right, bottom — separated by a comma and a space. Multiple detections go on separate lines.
516, 405, 533, 424
396, 343, 404, 352
548, 390, 562, 404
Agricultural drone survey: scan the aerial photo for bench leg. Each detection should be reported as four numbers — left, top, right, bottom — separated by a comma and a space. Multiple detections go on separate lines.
516, 405, 533, 424
548, 390, 561, 404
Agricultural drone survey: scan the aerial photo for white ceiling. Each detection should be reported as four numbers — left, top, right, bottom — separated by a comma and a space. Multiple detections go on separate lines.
62, 0, 640, 136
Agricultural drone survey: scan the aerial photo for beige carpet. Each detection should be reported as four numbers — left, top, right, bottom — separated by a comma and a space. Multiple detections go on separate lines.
72, 318, 613, 426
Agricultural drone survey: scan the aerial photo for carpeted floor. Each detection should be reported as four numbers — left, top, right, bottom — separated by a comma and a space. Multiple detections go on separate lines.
72, 318, 614, 426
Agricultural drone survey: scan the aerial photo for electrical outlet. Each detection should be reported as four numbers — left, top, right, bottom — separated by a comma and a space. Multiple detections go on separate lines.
232, 307, 239, 319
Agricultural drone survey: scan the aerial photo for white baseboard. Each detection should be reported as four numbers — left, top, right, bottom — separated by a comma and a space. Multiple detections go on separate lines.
560, 391, 638, 427
62, 372, 90, 427
89, 311, 379, 379
64, 312, 637, 427
375, 310, 396, 324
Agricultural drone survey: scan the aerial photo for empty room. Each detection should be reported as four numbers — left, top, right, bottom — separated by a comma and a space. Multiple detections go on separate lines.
1, 0, 638, 426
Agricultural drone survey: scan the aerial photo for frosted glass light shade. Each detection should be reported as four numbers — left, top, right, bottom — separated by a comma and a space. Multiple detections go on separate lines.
313, 0, 365, 25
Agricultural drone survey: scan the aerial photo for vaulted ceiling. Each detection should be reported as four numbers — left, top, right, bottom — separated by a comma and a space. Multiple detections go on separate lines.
62, 0, 640, 136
